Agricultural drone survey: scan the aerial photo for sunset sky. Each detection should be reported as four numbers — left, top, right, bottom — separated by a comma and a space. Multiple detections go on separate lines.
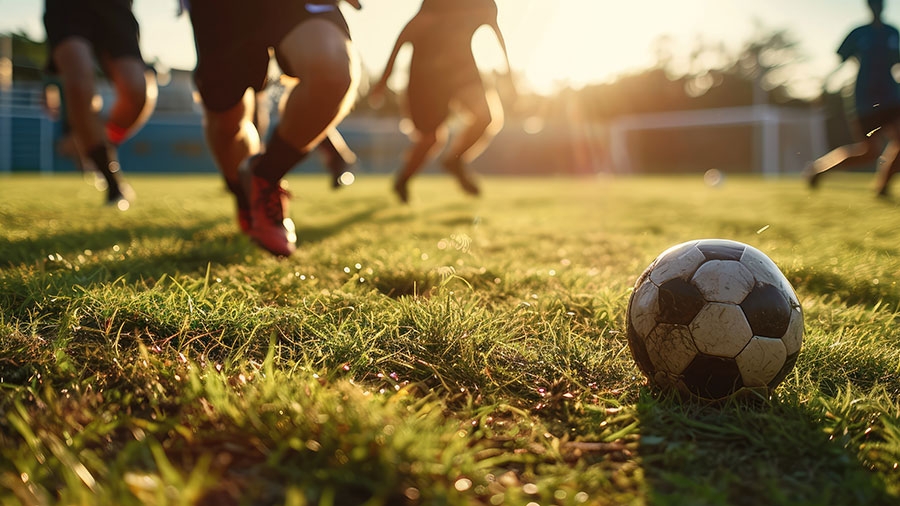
0, 0, 895, 97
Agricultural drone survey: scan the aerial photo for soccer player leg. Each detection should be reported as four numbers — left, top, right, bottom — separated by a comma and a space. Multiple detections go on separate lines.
318, 130, 358, 189
874, 120, 900, 196
202, 90, 261, 235
102, 55, 157, 146
53, 38, 129, 205
236, 17, 357, 255
273, 18, 358, 159
447, 83, 501, 163
394, 127, 444, 204
441, 84, 497, 196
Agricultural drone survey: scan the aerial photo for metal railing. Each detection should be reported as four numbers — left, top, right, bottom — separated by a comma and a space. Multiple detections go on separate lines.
0, 86, 55, 173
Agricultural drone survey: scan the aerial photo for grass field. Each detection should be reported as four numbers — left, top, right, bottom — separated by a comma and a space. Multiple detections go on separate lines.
1, 171, 899, 505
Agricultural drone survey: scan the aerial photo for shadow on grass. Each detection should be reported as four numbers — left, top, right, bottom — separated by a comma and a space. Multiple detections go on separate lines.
792, 266, 900, 309
1, 219, 253, 272
635, 392, 896, 506
297, 204, 382, 245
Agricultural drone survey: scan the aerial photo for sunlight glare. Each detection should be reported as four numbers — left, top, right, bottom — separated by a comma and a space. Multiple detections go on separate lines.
514, 2, 661, 94
493, 0, 711, 95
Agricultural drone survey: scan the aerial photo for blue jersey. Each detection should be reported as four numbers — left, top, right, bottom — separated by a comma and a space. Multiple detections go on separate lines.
838, 22, 900, 116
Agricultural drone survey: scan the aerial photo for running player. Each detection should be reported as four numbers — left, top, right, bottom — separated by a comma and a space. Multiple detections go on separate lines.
184, 0, 361, 256
805, 0, 900, 196
43, 0, 157, 208
370, 0, 514, 203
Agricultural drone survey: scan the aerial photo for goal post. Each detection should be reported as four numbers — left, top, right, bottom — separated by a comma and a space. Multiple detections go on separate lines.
608, 105, 828, 176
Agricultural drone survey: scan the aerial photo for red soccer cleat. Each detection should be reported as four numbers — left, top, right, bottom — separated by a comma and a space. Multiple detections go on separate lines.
245, 171, 297, 257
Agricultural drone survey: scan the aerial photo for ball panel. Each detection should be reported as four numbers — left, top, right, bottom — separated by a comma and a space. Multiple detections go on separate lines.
646, 324, 698, 375
627, 330, 655, 378
690, 302, 753, 357
629, 279, 659, 339
768, 350, 799, 389
739, 245, 796, 300
696, 239, 746, 261
648, 242, 705, 285
782, 306, 804, 355
625, 285, 656, 377
681, 354, 744, 400
691, 260, 755, 303
735, 336, 787, 387
658, 278, 706, 325
740, 283, 792, 338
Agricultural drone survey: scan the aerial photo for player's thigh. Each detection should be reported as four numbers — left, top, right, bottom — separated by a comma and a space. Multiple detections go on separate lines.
454, 82, 493, 124
275, 19, 355, 86
51, 38, 96, 84
204, 89, 255, 136
102, 55, 150, 97
408, 87, 450, 135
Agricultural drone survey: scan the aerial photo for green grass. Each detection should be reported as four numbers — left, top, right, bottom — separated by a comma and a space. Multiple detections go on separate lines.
1, 171, 899, 505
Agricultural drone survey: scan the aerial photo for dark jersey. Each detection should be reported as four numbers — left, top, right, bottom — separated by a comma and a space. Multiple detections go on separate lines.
838, 22, 900, 116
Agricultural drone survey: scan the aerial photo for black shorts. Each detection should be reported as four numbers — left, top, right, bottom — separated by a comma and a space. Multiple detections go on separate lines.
43, 0, 144, 73
857, 104, 900, 136
189, 0, 351, 112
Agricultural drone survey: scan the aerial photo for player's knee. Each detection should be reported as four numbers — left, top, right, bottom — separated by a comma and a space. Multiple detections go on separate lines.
486, 111, 504, 136
63, 77, 96, 105
118, 74, 153, 114
307, 67, 354, 106
854, 143, 881, 161
471, 110, 494, 134
205, 109, 248, 142
417, 129, 439, 147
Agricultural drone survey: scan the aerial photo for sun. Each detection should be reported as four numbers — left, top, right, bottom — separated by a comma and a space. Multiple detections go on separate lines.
470, 0, 691, 95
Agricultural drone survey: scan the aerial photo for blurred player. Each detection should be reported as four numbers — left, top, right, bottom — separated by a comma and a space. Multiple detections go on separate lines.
43, 0, 157, 208
42, 78, 84, 173
370, 0, 514, 203
805, 0, 900, 196
184, 0, 361, 256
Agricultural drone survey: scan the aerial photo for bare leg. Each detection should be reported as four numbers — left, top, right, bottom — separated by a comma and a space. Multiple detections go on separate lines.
53, 37, 131, 205
274, 75, 356, 187
53, 38, 104, 155
274, 19, 357, 159
202, 89, 260, 233
440, 84, 503, 196
805, 136, 881, 188
394, 127, 445, 203
874, 124, 900, 196
254, 90, 271, 146
242, 18, 357, 256
443, 85, 503, 164
321, 129, 357, 165
102, 54, 157, 144
202, 89, 260, 184
318, 129, 358, 188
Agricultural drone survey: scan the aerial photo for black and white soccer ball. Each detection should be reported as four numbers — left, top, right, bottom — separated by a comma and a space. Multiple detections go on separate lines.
626, 239, 803, 401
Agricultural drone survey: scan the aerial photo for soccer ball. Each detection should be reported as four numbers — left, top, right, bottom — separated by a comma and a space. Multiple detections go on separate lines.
626, 239, 803, 401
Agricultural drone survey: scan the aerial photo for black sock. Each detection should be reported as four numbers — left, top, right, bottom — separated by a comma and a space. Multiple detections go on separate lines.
225, 177, 249, 208
87, 144, 120, 190
252, 129, 306, 183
